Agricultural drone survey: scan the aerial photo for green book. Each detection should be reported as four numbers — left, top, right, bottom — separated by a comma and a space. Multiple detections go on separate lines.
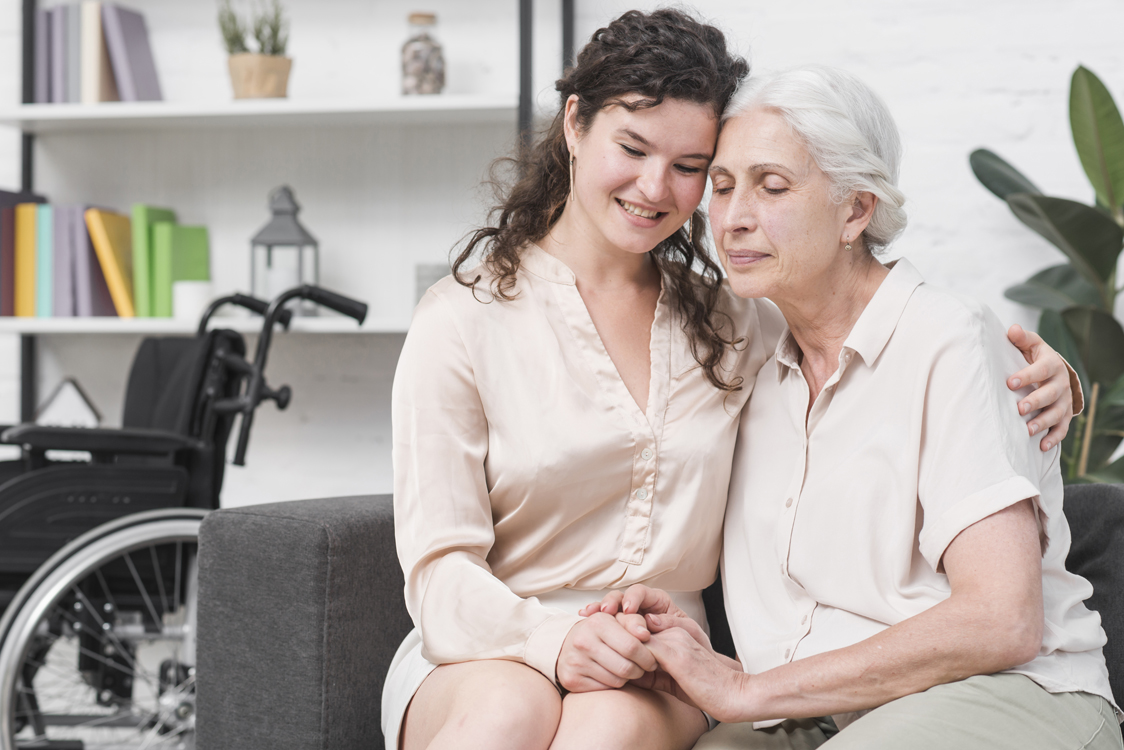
152, 222, 209, 318
131, 204, 176, 317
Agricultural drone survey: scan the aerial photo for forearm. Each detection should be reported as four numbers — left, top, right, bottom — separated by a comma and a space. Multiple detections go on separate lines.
731, 594, 1041, 723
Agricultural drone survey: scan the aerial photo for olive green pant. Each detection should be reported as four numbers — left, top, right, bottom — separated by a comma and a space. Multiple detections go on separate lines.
695, 674, 1122, 750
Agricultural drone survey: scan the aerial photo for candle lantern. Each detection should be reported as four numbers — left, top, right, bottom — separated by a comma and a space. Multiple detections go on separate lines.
251, 185, 319, 314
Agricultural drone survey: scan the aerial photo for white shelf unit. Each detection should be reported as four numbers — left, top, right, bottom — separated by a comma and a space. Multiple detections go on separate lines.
0, 95, 519, 132
0, 314, 409, 335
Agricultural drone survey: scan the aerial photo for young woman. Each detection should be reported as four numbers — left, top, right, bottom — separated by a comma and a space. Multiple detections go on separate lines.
384, 12, 1077, 750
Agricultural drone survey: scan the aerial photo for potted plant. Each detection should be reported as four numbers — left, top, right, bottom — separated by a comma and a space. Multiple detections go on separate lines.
971, 66, 1124, 483
219, 0, 291, 99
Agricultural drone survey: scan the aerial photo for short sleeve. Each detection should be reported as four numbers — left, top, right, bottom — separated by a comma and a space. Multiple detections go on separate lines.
916, 304, 1045, 570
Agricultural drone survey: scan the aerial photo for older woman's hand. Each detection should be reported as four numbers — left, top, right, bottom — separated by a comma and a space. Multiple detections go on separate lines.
1006, 325, 1079, 451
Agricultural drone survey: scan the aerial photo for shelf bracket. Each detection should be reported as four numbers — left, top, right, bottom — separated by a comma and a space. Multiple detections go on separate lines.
518, 0, 532, 145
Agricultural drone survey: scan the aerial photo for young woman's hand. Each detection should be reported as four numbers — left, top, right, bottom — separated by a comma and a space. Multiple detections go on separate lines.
556, 612, 658, 692
1006, 324, 1078, 452
579, 584, 686, 619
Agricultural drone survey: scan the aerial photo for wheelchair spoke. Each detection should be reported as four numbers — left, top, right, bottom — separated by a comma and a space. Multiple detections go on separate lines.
94, 567, 120, 616
172, 542, 182, 621
123, 553, 163, 629
150, 547, 170, 619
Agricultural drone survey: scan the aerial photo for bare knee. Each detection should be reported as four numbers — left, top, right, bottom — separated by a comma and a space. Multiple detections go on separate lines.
552, 686, 707, 750
403, 661, 562, 750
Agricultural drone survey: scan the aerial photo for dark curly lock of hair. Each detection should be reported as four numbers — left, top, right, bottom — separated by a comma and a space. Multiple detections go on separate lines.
452, 8, 750, 391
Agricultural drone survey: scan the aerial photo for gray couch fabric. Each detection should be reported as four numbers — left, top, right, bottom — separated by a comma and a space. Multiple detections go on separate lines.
196, 486, 1124, 748
196, 495, 413, 749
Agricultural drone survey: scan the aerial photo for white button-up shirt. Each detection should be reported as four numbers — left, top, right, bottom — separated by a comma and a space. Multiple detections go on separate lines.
722, 258, 1117, 726
393, 245, 785, 683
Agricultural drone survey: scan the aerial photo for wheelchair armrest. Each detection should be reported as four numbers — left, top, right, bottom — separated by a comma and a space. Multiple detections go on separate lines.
0, 424, 200, 455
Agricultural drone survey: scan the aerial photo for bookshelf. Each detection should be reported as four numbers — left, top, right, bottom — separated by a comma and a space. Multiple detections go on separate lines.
12, 0, 567, 422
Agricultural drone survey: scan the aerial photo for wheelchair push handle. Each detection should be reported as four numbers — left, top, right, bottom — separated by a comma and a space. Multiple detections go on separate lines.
197, 293, 293, 335
229, 285, 368, 467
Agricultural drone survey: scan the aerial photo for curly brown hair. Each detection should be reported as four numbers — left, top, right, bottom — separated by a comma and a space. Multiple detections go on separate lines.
452, 8, 749, 390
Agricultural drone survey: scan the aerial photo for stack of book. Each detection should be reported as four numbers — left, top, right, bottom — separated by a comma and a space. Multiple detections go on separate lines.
0, 190, 210, 318
34, 1, 162, 104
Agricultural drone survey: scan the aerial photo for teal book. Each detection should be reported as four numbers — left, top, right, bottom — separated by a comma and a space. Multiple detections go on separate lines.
36, 203, 52, 317
131, 204, 176, 317
152, 222, 209, 317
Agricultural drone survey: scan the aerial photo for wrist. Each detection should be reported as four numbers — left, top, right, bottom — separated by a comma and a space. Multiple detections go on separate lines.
718, 668, 758, 724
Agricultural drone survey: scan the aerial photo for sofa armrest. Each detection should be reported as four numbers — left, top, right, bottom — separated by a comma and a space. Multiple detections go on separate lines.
0, 424, 199, 455
195, 494, 413, 750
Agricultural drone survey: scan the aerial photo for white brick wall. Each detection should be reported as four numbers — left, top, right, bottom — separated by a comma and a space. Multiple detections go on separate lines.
1, 1, 1121, 500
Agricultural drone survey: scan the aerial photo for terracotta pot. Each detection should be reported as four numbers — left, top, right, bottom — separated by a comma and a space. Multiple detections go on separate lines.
228, 53, 292, 99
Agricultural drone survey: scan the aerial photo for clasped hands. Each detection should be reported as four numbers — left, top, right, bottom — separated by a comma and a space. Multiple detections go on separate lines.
557, 585, 747, 721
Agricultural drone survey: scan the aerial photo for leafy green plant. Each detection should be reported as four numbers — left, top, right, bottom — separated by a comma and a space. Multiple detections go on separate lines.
217, 0, 288, 56
971, 66, 1124, 483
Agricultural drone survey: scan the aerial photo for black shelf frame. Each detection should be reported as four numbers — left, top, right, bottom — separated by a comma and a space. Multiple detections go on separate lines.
14, 0, 576, 422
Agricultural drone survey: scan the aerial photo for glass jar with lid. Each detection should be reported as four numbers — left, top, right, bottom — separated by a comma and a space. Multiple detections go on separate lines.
402, 12, 445, 95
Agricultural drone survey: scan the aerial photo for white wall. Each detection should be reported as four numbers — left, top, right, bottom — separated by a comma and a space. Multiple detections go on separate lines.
2, 1, 1123, 506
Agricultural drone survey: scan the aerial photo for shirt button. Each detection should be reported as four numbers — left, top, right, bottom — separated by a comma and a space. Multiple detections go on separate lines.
784, 648, 791, 659
780, 564, 786, 576
785, 497, 793, 508
635, 488, 648, 501
801, 614, 808, 625
641, 448, 653, 461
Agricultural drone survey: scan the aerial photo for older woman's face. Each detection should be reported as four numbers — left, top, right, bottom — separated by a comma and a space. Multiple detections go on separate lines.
708, 108, 855, 301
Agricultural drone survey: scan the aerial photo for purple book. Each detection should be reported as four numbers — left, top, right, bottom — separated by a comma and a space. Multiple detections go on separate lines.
49, 5, 67, 104
53, 205, 74, 316
102, 4, 162, 102
35, 8, 50, 103
73, 206, 117, 317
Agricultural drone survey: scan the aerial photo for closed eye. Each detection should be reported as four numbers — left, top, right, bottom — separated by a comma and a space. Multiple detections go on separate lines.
675, 164, 704, 175
621, 144, 644, 157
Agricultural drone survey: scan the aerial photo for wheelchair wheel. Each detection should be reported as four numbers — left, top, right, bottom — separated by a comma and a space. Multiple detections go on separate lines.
0, 509, 206, 750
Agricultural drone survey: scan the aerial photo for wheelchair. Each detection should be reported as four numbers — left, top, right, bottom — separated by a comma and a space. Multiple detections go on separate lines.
0, 286, 368, 750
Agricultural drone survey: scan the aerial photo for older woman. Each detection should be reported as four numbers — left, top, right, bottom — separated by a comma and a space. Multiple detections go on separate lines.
595, 66, 1121, 749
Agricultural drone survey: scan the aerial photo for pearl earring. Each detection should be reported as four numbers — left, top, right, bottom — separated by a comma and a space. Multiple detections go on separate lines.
845, 241, 852, 251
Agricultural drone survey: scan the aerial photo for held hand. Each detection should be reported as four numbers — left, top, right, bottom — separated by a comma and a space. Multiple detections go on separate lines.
578, 584, 686, 618
643, 622, 751, 724
1006, 324, 1076, 451
556, 612, 658, 693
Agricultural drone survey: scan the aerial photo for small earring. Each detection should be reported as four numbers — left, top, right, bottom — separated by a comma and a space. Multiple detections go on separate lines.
845, 240, 852, 251
685, 215, 693, 240
569, 156, 575, 204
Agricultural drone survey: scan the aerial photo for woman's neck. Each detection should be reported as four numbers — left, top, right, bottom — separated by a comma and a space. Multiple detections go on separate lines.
774, 252, 889, 403
539, 205, 659, 291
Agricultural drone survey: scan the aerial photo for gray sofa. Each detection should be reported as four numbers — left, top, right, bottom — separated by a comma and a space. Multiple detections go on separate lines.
195, 485, 1124, 749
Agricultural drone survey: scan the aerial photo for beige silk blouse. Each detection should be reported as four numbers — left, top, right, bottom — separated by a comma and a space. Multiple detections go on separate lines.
392, 245, 785, 684
722, 259, 1117, 728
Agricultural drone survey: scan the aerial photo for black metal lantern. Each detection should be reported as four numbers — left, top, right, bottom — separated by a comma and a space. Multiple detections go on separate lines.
251, 186, 319, 313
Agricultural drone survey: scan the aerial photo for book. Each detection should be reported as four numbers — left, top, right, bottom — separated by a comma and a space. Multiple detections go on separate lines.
67, 4, 80, 104
102, 5, 162, 102
36, 204, 53, 317
35, 8, 51, 104
130, 204, 175, 317
53, 205, 75, 316
50, 5, 68, 103
80, 1, 118, 104
72, 205, 115, 316
84, 208, 133, 316
152, 222, 209, 317
0, 208, 13, 316
15, 204, 38, 317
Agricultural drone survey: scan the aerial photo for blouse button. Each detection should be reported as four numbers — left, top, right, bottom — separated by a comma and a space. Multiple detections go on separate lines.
784, 648, 791, 659
785, 497, 793, 508
635, 488, 649, 501
641, 448, 654, 461
801, 614, 808, 625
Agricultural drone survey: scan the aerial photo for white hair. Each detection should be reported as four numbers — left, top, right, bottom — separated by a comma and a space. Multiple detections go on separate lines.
724, 65, 907, 255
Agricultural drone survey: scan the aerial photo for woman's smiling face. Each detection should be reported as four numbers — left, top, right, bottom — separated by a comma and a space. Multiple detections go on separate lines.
565, 95, 718, 257
707, 107, 856, 302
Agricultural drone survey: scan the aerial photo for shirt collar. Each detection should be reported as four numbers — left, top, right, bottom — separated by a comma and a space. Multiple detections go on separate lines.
521, 244, 577, 286
772, 257, 925, 381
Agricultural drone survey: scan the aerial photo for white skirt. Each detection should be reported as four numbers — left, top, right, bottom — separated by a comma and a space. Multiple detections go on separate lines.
380, 587, 708, 750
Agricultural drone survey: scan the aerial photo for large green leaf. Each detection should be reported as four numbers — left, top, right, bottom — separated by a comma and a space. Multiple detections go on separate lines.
1083, 453, 1124, 483
1070, 66, 1124, 211
1100, 370, 1124, 409
1061, 306, 1124, 387
1004, 264, 1101, 311
969, 149, 1042, 201
1039, 309, 1091, 397
1006, 194, 1122, 288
